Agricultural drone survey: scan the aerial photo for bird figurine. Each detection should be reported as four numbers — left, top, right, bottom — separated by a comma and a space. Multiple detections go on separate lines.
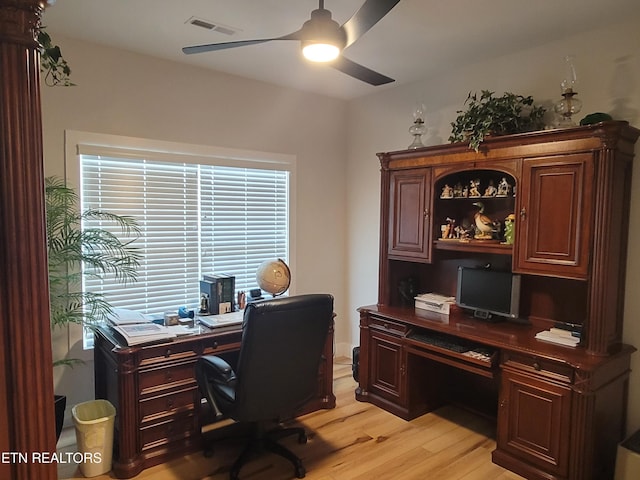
472, 202, 494, 239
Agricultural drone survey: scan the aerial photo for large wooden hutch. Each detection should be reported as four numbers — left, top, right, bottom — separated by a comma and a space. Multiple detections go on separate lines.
356, 122, 639, 480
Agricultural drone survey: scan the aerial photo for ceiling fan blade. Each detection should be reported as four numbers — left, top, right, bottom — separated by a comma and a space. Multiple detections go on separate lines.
341, 0, 401, 49
330, 56, 394, 86
183, 30, 302, 55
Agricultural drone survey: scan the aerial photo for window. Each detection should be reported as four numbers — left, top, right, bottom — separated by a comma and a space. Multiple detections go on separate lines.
65, 131, 295, 350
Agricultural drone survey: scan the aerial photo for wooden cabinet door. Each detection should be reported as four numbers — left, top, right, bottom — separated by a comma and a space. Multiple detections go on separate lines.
388, 168, 432, 262
515, 154, 593, 278
497, 369, 572, 478
369, 330, 405, 405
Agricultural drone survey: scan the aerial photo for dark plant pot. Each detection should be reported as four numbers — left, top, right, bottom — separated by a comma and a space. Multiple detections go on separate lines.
54, 394, 66, 441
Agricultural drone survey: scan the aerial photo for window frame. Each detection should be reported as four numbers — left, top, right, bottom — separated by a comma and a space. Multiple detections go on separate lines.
64, 130, 297, 360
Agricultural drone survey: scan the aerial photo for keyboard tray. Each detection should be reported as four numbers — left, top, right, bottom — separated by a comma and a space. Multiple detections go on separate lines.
405, 330, 498, 377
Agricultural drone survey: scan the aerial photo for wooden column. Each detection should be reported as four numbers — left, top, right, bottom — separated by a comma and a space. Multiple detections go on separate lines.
0, 1, 57, 479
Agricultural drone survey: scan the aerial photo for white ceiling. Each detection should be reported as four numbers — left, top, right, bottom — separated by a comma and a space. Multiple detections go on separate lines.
43, 0, 640, 100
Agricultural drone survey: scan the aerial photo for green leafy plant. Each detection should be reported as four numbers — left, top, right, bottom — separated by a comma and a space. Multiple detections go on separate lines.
38, 29, 74, 86
46, 177, 141, 367
449, 90, 546, 152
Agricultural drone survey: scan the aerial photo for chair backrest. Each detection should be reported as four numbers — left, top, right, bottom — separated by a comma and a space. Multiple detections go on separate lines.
232, 294, 334, 422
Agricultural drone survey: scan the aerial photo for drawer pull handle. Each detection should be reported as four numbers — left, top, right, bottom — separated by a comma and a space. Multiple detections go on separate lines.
533, 362, 541, 371
167, 399, 174, 408
165, 349, 172, 358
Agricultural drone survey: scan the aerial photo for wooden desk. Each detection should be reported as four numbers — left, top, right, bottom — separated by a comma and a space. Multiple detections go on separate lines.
94, 320, 335, 479
356, 305, 634, 480
361, 124, 639, 479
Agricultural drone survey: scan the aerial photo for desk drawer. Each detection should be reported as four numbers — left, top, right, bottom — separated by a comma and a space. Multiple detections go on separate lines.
140, 414, 197, 451
140, 341, 197, 365
502, 351, 574, 384
139, 362, 196, 394
140, 387, 197, 421
368, 316, 408, 336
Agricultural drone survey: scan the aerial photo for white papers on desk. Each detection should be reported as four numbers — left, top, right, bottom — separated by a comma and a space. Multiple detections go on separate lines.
535, 329, 580, 347
415, 293, 456, 314
112, 323, 176, 346
198, 310, 244, 329
107, 308, 153, 325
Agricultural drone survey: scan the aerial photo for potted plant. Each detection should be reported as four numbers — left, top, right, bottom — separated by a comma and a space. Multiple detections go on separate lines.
449, 90, 546, 152
38, 29, 74, 86
46, 177, 141, 439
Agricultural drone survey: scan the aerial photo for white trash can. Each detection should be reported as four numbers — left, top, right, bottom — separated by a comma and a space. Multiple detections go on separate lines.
615, 429, 640, 480
72, 399, 116, 478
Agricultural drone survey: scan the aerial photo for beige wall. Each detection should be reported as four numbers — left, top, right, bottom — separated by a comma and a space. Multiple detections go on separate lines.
346, 16, 640, 433
41, 36, 349, 421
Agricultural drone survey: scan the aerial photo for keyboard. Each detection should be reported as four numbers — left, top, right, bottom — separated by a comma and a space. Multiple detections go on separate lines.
408, 331, 471, 353
407, 331, 495, 364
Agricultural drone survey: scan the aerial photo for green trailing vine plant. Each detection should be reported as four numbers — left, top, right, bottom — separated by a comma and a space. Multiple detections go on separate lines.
449, 90, 546, 152
38, 29, 74, 86
46, 177, 141, 367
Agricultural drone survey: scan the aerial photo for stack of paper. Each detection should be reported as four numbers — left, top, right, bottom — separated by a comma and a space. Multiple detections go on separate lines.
112, 323, 176, 346
535, 329, 581, 347
107, 308, 153, 325
415, 293, 456, 314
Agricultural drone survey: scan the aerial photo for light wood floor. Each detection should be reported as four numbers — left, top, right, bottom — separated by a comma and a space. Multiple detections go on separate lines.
58, 358, 524, 480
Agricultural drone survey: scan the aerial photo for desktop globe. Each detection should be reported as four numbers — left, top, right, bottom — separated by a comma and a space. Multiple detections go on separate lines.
256, 258, 291, 296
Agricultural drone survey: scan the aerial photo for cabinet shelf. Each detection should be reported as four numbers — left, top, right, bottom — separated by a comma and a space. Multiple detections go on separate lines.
433, 239, 513, 255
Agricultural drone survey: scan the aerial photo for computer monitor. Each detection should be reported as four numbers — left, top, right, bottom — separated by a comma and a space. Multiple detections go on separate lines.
456, 266, 521, 321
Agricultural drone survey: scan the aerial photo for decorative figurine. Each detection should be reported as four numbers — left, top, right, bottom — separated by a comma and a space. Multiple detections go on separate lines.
453, 182, 464, 198
497, 177, 512, 197
483, 180, 497, 197
441, 223, 450, 239
199, 293, 209, 314
472, 201, 494, 239
469, 179, 481, 198
441, 184, 453, 198
503, 213, 516, 244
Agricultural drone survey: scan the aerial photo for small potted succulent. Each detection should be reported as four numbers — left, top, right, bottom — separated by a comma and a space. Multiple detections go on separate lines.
449, 90, 546, 152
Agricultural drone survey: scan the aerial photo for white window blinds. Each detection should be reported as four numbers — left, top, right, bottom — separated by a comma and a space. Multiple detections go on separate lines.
80, 153, 289, 318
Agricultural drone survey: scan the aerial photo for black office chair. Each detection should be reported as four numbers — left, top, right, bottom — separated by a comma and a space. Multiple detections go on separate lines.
196, 294, 334, 480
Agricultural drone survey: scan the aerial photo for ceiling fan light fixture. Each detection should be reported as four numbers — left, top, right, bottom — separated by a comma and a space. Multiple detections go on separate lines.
302, 41, 340, 62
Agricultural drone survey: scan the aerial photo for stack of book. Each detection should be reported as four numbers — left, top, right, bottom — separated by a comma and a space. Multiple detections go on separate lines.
200, 273, 236, 315
535, 324, 582, 347
107, 308, 179, 345
111, 323, 178, 346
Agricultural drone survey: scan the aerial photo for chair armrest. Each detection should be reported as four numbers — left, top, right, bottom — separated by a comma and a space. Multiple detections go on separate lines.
196, 355, 237, 413
200, 355, 235, 383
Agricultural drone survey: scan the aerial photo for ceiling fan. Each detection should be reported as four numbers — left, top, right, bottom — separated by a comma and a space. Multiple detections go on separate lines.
182, 0, 401, 86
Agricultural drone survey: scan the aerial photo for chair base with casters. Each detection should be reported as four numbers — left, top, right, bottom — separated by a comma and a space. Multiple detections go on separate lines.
201, 418, 309, 479
225, 422, 308, 480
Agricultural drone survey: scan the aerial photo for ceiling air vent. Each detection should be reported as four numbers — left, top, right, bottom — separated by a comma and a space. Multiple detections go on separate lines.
186, 16, 240, 36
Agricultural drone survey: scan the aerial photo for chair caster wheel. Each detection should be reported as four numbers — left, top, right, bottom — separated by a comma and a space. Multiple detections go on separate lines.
295, 465, 306, 478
